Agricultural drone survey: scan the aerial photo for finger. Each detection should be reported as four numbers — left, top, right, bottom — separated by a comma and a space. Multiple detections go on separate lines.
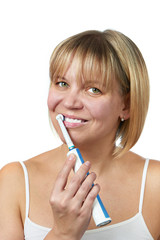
81, 184, 100, 211
74, 172, 97, 208
53, 154, 76, 193
66, 161, 91, 198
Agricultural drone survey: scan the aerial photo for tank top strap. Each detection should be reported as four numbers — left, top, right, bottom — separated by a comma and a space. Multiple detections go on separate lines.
139, 158, 150, 213
19, 161, 30, 219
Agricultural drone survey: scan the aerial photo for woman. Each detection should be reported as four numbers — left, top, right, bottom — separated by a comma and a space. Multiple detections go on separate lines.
0, 29, 160, 240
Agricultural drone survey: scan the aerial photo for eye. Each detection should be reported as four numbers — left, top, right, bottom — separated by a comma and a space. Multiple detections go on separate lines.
88, 87, 101, 95
56, 81, 69, 88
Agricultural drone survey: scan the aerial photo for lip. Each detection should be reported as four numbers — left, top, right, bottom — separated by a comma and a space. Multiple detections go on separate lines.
62, 114, 88, 128
63, 114, 88, 121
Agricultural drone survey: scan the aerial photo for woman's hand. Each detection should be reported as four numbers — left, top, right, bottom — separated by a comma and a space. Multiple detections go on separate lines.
49, 154, 100, 240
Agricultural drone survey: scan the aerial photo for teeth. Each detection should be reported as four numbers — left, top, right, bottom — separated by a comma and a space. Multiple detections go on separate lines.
65, 117, 82, 123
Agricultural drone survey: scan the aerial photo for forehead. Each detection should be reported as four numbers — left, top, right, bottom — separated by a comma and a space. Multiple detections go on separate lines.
62, 57, 107, 87
57, 53, 114, 92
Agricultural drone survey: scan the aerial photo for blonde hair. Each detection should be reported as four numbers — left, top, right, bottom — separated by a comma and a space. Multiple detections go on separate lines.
49, 30, 150, 157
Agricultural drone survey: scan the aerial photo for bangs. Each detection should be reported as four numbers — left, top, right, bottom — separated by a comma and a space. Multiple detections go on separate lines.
49, 31, 116, 92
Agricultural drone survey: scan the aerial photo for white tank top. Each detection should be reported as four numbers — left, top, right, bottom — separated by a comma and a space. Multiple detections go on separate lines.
20, 159, 154, 240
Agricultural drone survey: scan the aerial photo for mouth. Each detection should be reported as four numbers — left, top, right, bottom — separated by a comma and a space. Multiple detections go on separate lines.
62, 115, 88, 127
64, 117, 87, 123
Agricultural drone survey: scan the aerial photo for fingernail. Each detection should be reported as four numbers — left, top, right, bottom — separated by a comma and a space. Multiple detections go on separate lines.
84, 161, 90, 166
68, 153, 75, 161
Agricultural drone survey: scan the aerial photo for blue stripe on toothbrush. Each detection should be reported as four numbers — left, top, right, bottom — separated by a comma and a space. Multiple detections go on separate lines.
73, 149, 110, 220
69, 146, 75, 150
73, 148, 84, 164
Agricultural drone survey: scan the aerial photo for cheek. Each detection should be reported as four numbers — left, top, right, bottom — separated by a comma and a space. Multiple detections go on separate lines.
47, 89, 64, 138
47, 88, 60, 111
95, 103, 110, 119
47, 94, 54, 111
86, 99, 112, 120
86, 97, 121, 127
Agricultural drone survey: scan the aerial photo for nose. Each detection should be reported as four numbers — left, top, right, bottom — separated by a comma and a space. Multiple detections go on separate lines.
63, 90, 83, 110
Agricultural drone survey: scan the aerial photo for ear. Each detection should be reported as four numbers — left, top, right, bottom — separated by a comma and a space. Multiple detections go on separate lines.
120, 93, 130, 120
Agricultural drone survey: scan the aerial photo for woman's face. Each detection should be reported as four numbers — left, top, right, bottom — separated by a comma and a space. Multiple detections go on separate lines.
48, 57, 127, 148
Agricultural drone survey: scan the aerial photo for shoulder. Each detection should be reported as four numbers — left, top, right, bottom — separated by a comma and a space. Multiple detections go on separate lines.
0, 162, 25, 239
124, 152, 160, 187
146, 159, 160, 211
147, 159, 160, 190
127, 154, 160, 238
130, 154, 160, 188
0, 161, 25, 208
0, 161, 24, 188
144, 159, 160, 204
143, 159, 160, 238
126, 151, 160, 170
148, 158, 160, 170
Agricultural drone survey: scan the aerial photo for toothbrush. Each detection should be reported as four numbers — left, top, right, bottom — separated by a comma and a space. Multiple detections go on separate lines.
56, 114, 111, 227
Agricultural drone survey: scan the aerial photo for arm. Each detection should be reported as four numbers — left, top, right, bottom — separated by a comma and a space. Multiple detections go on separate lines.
44, 154, 100, 240
0, 163, 24, 240
145, 159, 160, 239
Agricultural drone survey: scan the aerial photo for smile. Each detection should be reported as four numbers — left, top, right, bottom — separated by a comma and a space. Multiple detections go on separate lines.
65, 117, 84, 123
63, 115, 87, 128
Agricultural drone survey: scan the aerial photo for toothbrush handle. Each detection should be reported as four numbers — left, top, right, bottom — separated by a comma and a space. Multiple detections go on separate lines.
67, 148, 111, 227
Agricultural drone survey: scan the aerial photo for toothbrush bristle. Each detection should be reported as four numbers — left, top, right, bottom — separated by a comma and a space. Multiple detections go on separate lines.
56, 114, 64, 121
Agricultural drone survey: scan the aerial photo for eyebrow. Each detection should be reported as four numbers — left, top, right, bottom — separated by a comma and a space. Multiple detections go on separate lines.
84, 80, 106, 87
57, 76, 106, 89
85, 80, 100, 84
57, 76, 68, 81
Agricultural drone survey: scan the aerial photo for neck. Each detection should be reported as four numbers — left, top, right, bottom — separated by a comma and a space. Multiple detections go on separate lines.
74, 139, 116, 176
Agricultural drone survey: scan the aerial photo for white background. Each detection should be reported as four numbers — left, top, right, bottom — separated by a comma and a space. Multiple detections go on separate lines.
0, 0, 160, 169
